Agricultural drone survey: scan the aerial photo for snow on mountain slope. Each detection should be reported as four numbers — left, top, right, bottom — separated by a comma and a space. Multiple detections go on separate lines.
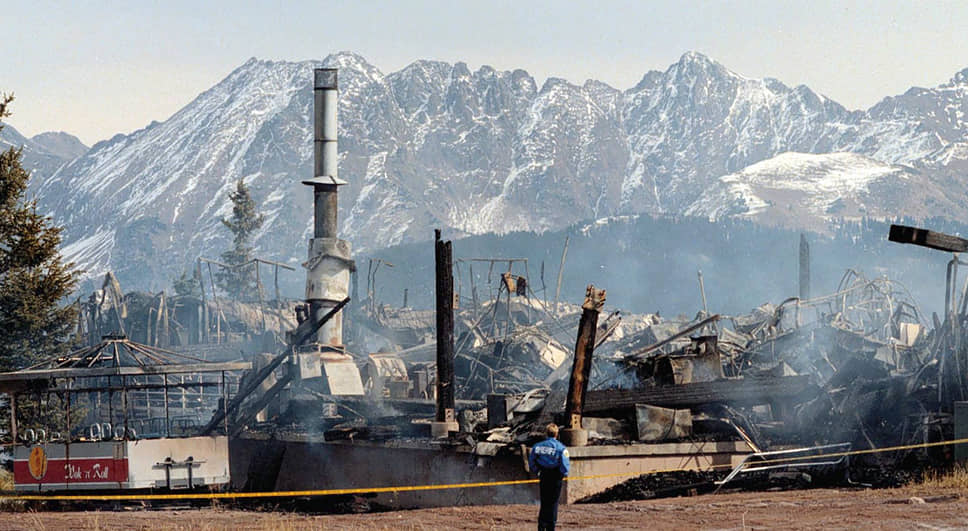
30, 51, 968, 290
37, 58, 317, 287
685, 152, 964, 230
619, 52, 855, 213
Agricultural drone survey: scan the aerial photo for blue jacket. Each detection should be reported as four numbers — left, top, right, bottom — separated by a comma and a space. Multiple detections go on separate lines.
529, 437, 570, 476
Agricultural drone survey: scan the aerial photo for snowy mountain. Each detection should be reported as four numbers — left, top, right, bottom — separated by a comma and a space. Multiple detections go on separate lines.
28, 51, 968, 290
0, 123, 87, 187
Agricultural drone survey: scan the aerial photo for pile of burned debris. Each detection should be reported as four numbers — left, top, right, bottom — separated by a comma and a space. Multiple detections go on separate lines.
288, 255, 955, 463
466, 268, 947, 454
101, 224, 968, 498
75, 271, 297, 357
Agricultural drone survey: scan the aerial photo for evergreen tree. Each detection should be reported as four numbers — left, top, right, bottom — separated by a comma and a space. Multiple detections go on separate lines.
216, 178, 264, 300
0, 94, 79, 371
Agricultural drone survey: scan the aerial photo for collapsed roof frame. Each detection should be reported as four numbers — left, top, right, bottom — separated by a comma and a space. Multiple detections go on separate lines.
0, 335, 251, 445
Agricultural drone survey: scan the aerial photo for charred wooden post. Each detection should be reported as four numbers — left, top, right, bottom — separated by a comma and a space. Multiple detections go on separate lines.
432, 229, 459, 437
561, 285, 606, 447
799, 233, 810, 300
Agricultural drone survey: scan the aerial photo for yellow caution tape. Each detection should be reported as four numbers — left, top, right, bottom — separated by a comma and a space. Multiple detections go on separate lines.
3, 437, 967, 502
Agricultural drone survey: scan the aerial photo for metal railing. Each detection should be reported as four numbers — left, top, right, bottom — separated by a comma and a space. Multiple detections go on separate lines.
714, 442, 852, 492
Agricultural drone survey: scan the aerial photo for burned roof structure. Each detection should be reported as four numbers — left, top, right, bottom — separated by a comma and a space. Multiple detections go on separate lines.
0, 334, 251, 446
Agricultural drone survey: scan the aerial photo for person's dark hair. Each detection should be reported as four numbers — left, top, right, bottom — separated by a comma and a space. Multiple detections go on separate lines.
546, 423, 559, 438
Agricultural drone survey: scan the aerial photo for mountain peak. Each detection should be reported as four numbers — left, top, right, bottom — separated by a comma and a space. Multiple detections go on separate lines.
667, 51, 733, 83
323, 51, 383, 82
678, 50, 714, 64
539, 77, 576, 93
30, 131, 88, 160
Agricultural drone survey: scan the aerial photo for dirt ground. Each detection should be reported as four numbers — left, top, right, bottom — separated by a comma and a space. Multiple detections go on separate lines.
2, 486, 967, 530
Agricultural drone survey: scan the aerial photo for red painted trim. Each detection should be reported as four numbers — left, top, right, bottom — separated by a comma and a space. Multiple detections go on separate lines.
14, 457, 128, 484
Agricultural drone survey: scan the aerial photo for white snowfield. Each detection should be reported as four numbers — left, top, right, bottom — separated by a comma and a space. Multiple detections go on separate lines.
686, 152, 908, 222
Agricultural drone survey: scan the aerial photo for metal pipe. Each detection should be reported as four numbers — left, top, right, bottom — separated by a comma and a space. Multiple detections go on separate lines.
554, 236, 569, 315
314, 185, 338, 239
314, 69, 338, 180
313, 68, 339, 239
799, 233, 811, 300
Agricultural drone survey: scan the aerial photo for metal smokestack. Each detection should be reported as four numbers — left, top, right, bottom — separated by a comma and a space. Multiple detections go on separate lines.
302, 68, 351, 347
313, 68, 339, 239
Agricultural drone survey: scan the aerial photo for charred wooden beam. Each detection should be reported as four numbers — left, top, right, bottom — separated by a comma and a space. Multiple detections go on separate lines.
584, 375, 817, 413
433, 229, 459, 437
561, 285, 606, 446
553, 236, 569, 315
889, 224, 968, 253
229, 371, 294, 437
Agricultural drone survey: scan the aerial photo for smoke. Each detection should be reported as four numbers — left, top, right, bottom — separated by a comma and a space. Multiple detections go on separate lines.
357, 215, 959, 321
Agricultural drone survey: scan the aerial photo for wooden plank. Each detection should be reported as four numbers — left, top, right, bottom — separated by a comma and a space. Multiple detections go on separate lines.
584, 375, 816, 412
889, 224, 968, 253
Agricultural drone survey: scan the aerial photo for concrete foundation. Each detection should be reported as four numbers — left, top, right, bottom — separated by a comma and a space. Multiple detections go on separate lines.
562, 440, 750, 503
230, 435, 752, 508
231, 434, 534, 508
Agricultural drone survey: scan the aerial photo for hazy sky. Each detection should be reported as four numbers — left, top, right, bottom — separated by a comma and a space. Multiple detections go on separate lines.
4, 1, 968, 146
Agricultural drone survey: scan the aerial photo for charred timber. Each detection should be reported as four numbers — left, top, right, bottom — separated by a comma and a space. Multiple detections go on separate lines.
435, 229, 456, 424
889, 224, 968, 253
564, 285, 605, 430
583, 375, 817, 413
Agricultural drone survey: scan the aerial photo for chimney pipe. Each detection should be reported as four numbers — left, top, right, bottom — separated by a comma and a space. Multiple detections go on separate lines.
313, 68, 339, 239
302, 68, 351, 347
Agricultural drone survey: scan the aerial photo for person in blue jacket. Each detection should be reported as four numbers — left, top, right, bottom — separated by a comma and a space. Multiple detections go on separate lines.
528, 423, 570, 531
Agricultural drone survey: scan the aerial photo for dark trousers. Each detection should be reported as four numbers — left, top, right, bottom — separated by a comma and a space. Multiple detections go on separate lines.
538, 467, 563, 531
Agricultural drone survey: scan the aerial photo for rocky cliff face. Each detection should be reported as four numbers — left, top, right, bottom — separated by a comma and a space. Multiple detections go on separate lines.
25, 51, 968, 289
